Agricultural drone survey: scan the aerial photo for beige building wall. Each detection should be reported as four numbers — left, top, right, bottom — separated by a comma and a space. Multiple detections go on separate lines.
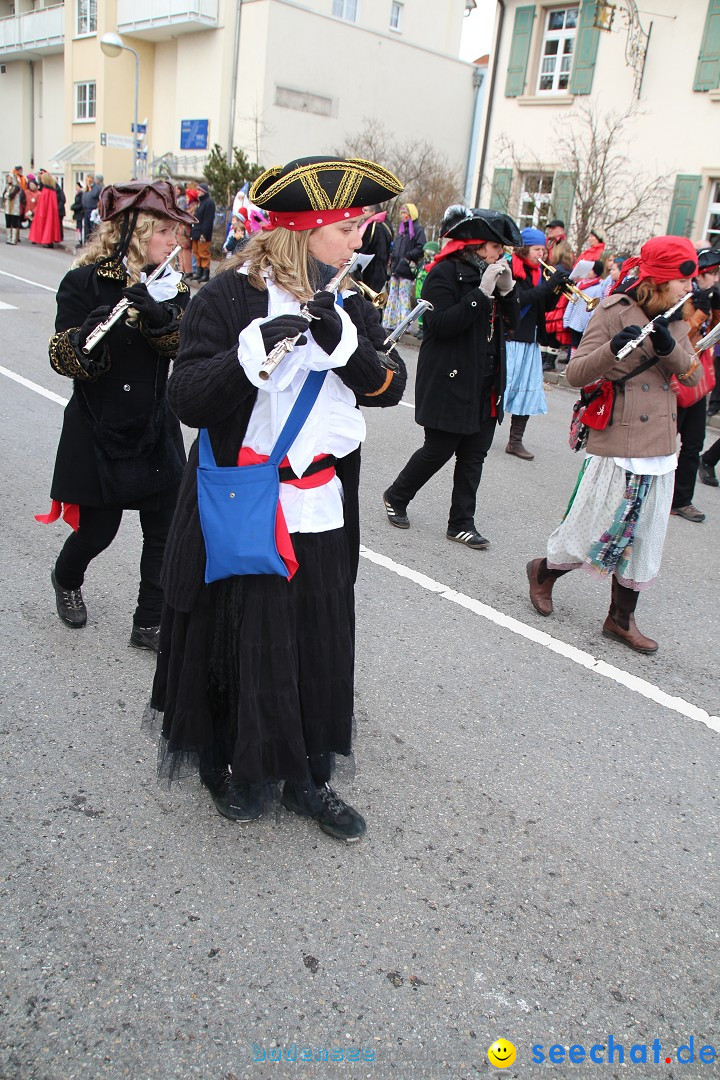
1, 0, 476, 219
477, 0, 720, 245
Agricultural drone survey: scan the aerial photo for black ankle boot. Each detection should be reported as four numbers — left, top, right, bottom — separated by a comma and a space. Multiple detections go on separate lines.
51, 569, 87, 628
282, 781, 366, 842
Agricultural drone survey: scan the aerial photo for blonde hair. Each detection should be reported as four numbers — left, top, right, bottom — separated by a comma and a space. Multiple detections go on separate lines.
223, 227, 317, 300
73, 212, 174, 283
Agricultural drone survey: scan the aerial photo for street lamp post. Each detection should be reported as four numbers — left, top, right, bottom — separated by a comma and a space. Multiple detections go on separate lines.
99, 32, 142, 179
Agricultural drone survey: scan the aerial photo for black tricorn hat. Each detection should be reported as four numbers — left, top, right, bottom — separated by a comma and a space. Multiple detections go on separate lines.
98, 180, 195, 226
697, 247, 720, 271
249, 156, 403, 213
440, 204, 522, 247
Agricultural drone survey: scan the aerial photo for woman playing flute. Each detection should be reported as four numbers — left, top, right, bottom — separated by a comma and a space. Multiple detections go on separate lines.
149, 156, 406, 840
38, 180, 193, 650
527, 236, 703, 653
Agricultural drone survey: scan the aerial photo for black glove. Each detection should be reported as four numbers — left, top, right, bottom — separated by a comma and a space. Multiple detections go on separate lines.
78, 305, 114, 346
610, 324, 642, 356
259, 314, 308, 355
547, 267, 570, 290
122, 283, 173, 328
692, 286, 714, 316
649, 315, 675, 356
305, 290, 343, 354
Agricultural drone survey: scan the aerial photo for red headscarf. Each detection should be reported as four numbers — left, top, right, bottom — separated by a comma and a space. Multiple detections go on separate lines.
618, 235, 698, 287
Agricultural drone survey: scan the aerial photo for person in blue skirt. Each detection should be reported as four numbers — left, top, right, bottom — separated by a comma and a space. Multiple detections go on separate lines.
504, 227, 568, 459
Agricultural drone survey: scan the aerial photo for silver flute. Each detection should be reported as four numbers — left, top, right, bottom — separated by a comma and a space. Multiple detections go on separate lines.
379, 299, 434, 371
614, 291, 693, 361
258, 252, 368, 381
82, 244, 182, 355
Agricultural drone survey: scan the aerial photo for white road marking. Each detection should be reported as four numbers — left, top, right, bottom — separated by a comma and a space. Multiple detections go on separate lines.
359, 545, 720, 735
3, 359, 717, 734
0, 269, 58, 292
0, 300, 17, 310
0, 365, 69, 406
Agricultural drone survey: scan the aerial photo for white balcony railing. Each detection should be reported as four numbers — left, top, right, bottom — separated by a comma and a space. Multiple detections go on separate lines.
117, 0, 218, 40
0, 3, 65, 60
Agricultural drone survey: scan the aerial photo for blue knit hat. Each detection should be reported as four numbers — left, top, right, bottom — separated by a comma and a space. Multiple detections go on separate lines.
521, 227, 546, 246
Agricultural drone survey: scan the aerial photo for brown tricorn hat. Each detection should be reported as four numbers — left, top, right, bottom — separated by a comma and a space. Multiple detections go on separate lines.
98, 180, 195, 226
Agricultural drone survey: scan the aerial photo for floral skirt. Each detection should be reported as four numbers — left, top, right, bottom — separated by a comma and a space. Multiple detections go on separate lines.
382, 276, 415, 331
546, 455, 674, 590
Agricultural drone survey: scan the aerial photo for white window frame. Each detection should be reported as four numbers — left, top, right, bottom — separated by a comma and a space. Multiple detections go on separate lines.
390, 2, 403, 31
76, 0, 97, 37
332, 0, 358, 22
518, 171, 554, 232
74, 81, 96, 122
537, 6, 578, 94
704, 180, 720, 249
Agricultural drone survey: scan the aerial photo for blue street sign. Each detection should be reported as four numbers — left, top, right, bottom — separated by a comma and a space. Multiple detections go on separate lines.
180, 119, 209, 150
131, 122, 147, 135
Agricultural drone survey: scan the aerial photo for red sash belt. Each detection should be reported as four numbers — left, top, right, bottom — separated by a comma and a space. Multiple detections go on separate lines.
237, 449, 336, 579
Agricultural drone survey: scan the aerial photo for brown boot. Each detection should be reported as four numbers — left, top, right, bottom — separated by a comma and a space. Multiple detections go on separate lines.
505, 415, 534, 460
526, 558, 568, 616
602, 577, 658, 654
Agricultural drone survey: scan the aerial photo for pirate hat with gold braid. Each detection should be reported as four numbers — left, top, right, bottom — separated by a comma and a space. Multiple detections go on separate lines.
250, 156, 403, 232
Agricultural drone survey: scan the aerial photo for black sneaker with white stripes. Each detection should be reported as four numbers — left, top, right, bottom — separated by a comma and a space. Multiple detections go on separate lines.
446, 528, 490, 550
382, 488, 410, 529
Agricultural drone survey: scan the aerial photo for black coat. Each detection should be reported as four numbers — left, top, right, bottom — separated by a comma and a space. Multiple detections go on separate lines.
47, 262, 189, 508
70, 192, 84, 224
389, 221, 427, 279
159, 269, 407, 614
509, 260, 558, 346
55, 185, 66, 225
415, 256, 520, 432
190, 194, 215, 241
358, 218, 393, 292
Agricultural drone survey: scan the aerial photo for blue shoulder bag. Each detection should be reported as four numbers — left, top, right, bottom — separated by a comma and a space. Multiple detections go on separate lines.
197, 370, 327, 583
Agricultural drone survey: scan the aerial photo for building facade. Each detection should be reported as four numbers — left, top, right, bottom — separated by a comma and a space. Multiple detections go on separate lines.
0, 0, 478, 212
475, 0, 720, 248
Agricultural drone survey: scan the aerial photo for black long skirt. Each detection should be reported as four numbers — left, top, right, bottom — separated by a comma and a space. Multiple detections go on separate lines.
150, 528, 355, 786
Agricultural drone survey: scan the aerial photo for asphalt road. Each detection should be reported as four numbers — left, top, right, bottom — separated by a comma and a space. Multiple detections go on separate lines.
1, 240, 719, 1080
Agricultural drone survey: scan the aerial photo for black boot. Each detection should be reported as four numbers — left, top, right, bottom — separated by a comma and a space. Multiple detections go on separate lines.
282, 780, 366, 842
505, 415, 534, 460
602, 577, 658, 654
130, 624, 160, 651
202, 266, 211, 282
51, 568, 87, 628
192, 267, 202, 280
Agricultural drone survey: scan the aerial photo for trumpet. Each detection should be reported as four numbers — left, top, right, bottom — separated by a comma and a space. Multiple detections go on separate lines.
82, 244, 182, 354
538, 257, 600, 311
353, 279, 388, 309
614, 291, 694, 361
259, 252, 368, 381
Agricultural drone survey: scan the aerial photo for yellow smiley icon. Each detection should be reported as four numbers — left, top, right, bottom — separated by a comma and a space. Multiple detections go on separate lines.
488, 1038, 517, 1068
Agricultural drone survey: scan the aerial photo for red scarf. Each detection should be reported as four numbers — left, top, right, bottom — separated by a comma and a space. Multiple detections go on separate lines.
511, 252, 541, 286
423, 239, 488, 273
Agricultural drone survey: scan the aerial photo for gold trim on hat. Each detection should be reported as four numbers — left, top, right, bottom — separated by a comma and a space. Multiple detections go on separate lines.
249, 158, 402, 210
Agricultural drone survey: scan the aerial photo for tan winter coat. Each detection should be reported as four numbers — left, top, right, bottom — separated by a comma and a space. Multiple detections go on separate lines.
566, 293, 701, 458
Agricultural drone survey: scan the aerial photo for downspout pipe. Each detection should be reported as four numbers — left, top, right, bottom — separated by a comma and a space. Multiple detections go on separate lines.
27, 60, 35, 168
463, 65, 485, 204
474, 0, 505, 206
227, 0, 243, 164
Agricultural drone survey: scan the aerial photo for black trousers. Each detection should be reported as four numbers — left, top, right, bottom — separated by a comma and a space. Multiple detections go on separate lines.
54, 504, 174, 625
673, 397, 706, 509
703, 434, 720, 468
390, 419, 497, 531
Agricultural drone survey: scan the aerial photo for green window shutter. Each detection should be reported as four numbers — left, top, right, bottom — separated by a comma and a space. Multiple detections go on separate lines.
490, 168, 513, 213
568, 0, 601, 96
667, 175, 702, 237
505, 5, 535, 98
694, 0, 720, 91
551, 171, 576, 226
